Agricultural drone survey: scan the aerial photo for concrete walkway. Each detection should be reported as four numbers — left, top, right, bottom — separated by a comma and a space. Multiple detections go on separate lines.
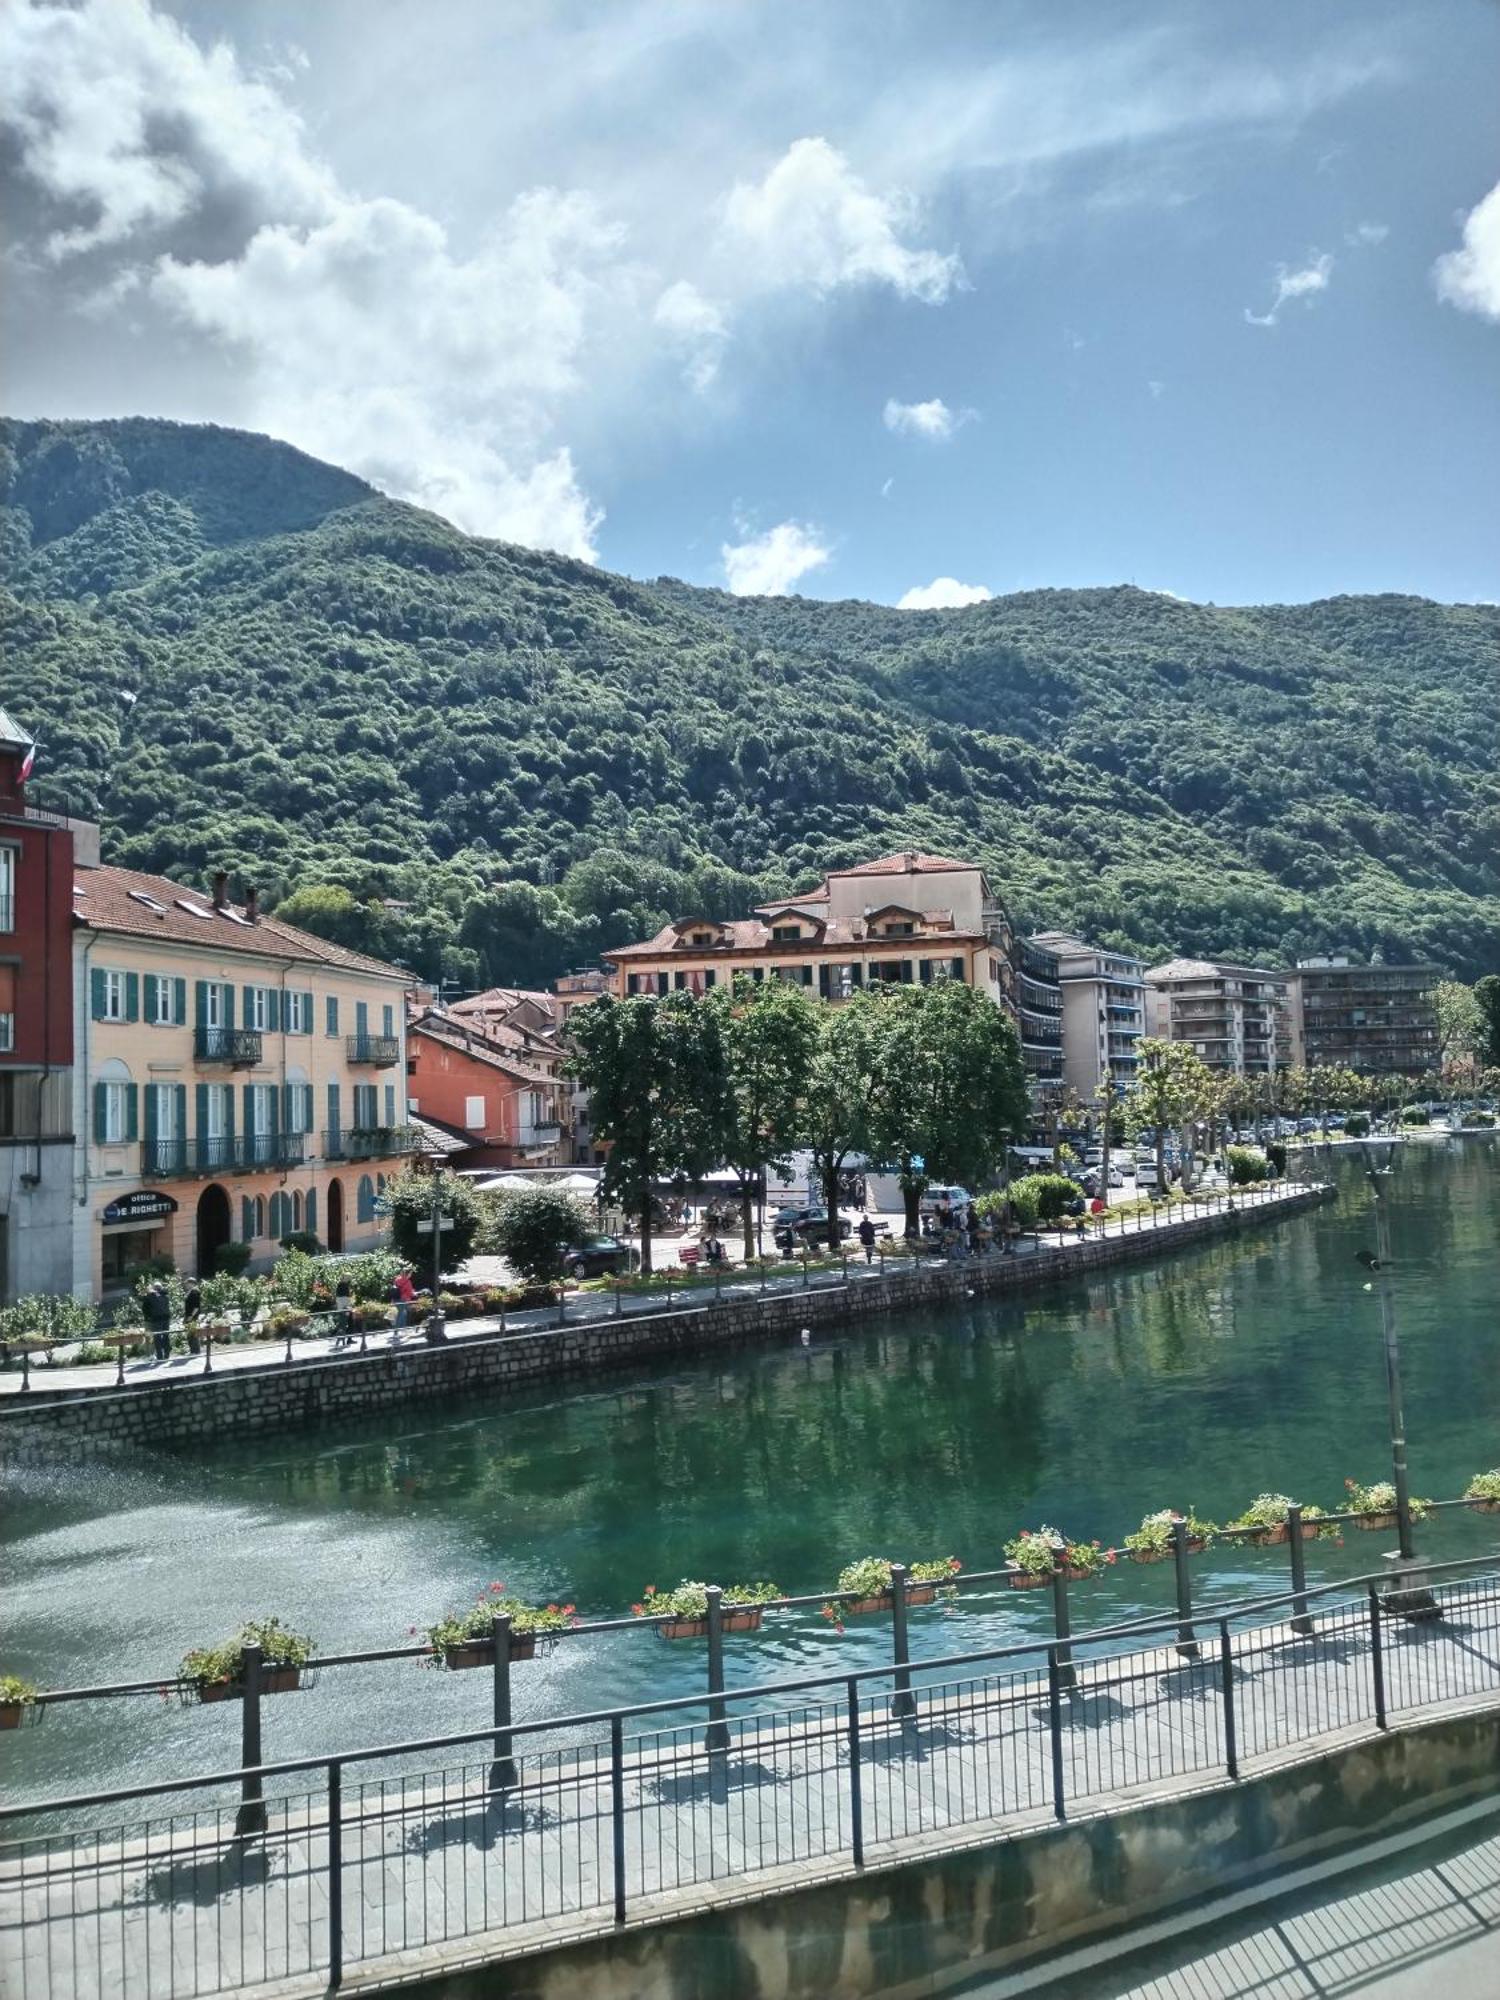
4, 1561, 1496, 2000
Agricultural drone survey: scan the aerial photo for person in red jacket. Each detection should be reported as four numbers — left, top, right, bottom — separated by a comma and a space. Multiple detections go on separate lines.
390, 1267, 417, 1333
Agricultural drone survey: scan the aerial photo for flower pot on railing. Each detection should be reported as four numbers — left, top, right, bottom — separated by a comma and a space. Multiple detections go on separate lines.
186, 1664, 307, 1704
0, 1684, 41, 1730
177, 1619, 314, 1706
634, 1579, 780, 1637
656, 1616, 709, 1641
844, 1593, 893, 1617
440, 1632, 537, 1669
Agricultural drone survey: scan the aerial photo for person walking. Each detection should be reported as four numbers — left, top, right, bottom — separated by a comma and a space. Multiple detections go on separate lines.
144, 1281, 172, 1361
857, 1213, 876, 1264
333, 1275, 353, 1348
182, 1280, 202, 1355
390, 1266, 416, 1336
966, 1206, 982, 1257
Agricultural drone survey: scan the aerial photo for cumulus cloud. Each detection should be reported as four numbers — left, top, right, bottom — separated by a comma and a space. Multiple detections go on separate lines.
883, 396, 968, 440
722, 137, 962, 302
897, 576, 992, 609
1434, 180, 1500, 322
721, 520, 831, 596
1244, 251, 1333, 327
653, 279, 729, 392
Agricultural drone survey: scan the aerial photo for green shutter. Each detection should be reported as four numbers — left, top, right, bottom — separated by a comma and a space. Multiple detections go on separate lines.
267, 988, 281, 1033
241, 1197, 255, 1242
142, 973, 158, 1023
305, 1188, 318, 1238
93, 1081, 107, 1142
222, 984, 235, 1030
125, 972, 139, 1022
243, 984, 255, 1031
243, 1084, 254, 1144
384, 1083, 396, 1125
326, 995, 339, 1036
194, 980, 208, 1028
222, 1086, 235, 1140
144, 1085, 158, 1143
91, 968, 107, 1020
173, 977, 187, 1025
382, 1003, 394, 1037
282, 1083, 295, 1133
125, 1084, 139, 1142
302, 991, 314, 1034
355, 999, 369, 1037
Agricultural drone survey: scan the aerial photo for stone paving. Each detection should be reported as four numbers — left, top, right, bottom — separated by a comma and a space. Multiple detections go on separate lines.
4, 1566, 1498, 2000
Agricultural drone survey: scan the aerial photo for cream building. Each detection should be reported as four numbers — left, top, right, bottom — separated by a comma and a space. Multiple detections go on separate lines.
1029, 932, 1146, 1098
71, 866, 415, 1298
1143, 957, 1289, 1075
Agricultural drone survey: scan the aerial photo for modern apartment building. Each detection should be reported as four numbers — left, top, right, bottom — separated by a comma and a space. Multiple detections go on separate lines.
1030, 932, 1146, 1099
71, 865, 414, 1297
1287, 957, 1440, 1076
0, 714, 82, 1300
1012, 937, 1064, 1096
1143, 958, 1289, 1075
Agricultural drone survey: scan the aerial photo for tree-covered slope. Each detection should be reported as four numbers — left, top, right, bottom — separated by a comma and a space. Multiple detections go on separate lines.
3, 416, 1497, 986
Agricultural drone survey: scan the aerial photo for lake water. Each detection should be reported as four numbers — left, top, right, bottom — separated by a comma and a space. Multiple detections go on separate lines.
4, 1138, 1497, 1808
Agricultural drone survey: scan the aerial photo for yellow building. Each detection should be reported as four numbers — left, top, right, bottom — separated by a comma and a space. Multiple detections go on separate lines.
71, 866, 415, 1298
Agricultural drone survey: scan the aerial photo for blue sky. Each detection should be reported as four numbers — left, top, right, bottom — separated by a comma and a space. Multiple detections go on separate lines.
3, 0, 1498, 605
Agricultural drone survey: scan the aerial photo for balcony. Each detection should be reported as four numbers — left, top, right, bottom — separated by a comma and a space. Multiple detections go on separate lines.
141, 1138, 189, 1178
346, 1034, 400, 1067
346, 1125, 421, 1160
240, 1132, 306, 1171
526, 1117, 564, 1136
323, 1128, 346, 1160
194, 1026, 262, 1067
194, 1135, 240, 1175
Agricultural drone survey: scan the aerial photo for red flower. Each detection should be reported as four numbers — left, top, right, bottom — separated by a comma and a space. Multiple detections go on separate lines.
643, 1583, 656, 1597
631, 1603, 645, 1616
562, 1603, 576, 1615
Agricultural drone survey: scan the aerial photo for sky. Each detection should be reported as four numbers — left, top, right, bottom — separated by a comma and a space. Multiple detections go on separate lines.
2, 0, 1498, 607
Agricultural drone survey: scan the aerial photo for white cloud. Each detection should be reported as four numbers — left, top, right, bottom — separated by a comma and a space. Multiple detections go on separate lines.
879, 476, 895, 499
1147, 378, 1165, 398
1244, 251, 1333, 327
721, 137, 962, 302
1346, 220, 1388, 247
721, 520, 831, 596
653, 279, 728, 392
897, 576, 992, 610
1434, 180, 1500, 323
883, 396, 968, 440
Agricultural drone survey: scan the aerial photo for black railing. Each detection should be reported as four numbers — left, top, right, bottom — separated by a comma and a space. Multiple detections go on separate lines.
324, 1128, 346, 1160
345, 1034, 399, 1066
5, 1553, 1498, 1998
139, 1137, 188, 1177
239, 1133, 306, 1170
193, 1026, 261, 1066
193, 1134, 238, 1174
346, 1125, 420, 1159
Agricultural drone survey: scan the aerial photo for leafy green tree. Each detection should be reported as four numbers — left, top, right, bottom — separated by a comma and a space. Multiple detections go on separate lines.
378, 1169, 486, 1286
487, 1185, 594, 1287
705, 976, 820, 1258
1125, 1039, 1215, 1189
1434, 980, 1483, 1071
565, 993, 726, 1273
801, 992, 885, 1251
1474, 976, 1500, 1068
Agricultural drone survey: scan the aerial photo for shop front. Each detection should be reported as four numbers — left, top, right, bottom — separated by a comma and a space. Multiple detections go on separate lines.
98, 1188, 178, 1294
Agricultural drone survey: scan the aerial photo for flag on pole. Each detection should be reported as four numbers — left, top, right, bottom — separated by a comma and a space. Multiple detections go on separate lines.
18, 741, 35, 781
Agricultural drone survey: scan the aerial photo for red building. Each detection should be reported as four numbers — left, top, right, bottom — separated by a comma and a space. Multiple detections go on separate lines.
0, 711, 84, 1300
406, 1010, 569, 1169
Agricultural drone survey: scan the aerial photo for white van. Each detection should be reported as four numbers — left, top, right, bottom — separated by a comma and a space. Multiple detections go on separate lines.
919, 1185, 972, 1218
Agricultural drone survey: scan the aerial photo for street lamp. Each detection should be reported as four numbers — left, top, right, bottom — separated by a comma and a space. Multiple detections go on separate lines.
1358, 1161, 1416, 1565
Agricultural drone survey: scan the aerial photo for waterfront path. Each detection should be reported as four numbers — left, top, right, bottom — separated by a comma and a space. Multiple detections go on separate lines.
4, 1559, 1498, 2000
0, 1181, 1314, 1401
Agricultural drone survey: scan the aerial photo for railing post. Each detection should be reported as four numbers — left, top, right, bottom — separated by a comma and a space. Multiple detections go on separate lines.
1051, 1566, 1076, 1689
846, 1677, 865, 1866
705, 1587, 729, 1754
326, 1760, 343, 1991
235, 1643, 266, 1836
1219, 1620, 1238, 1779
890, 1565, 916, 1718
113, 1341, 124, 1388
801, 1247, 809, 1288
489, 1612, 516, 1791
1369, 1582, 1388, 1729
1172, 1518, 1199, 1658
1047, 1646, 1067, 1821
610, 1714, 627, 1924
202, 1325, 213, 1375
1287, 1505, 1314, 1636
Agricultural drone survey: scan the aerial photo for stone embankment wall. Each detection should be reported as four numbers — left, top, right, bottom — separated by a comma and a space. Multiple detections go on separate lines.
0, 1187, 1329, 1450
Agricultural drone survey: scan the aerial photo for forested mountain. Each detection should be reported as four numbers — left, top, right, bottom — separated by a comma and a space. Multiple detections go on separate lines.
4, 415, 1497, 986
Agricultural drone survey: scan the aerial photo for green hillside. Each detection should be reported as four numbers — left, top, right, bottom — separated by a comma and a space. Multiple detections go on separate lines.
3, 415, 1497, 987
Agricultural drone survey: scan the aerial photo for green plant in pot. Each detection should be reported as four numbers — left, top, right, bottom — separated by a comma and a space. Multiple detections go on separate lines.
425, 1584, 579, 1666
632, 1579, 781, 1639
178, 1618, 315, 1703
1464, 1470, 1500, 1514
1343, 1478, 1432, 1530
1004, 1526, 1066, 1586
0, 1675, 41, 1729
1122, 1509, 1217, 1563
1226, 1493, 1338, 1546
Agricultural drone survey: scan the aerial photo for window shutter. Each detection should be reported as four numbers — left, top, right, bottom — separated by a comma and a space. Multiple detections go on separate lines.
305, 1187, 318, 1238
818, 965, 831, 997
242, 1197, 255, 1243
243, 985, 255, 1030
196, 1083, 209, 1149
851, 963, 864, 987
327, 1082, 340, 1134
300, 990, 313, 1033
919, 959, 932, 985
267, 1085, 279, 1135
384, 1083, 396, 1125
93, 1081, 107, 1143
142, 974, 158, 1023
801, 965, 813, 987
194, 980, 208, 1028
326, 995, 339, 1036
269, 989, 282, 1033
174, 1084, 186, 1146
173, 977, 187, 1025
125, 1084, 139, 1142
356, 999, 369, 1036
125, 972, 139, 1022
223, 984, 235, 1030
382, 1003, 394, 1036
144, 1084, 158, 1143
951, 956, 965, 983
91, 968, 107, 1020
224, 1086, 235, 1140
243, 1084, 254, 1140
901, 960, 914, 983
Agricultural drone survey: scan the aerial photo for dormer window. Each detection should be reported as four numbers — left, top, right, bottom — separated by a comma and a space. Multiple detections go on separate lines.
883, 921, 915, 937
771, 924, 802, 942
689, 930, 717, 946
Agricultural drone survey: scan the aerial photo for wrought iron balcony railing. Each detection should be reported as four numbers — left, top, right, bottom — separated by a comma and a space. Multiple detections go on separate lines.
194, 1027, 262, 1066
345, 1034, 400, 1067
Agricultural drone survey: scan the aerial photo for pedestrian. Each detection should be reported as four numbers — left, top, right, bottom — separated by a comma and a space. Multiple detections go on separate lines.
182, 1280, 202, 1355
390, 1266, 416, 1334
144, 1281, 171, 1361
966, 1207, 982, 1257
333, 1275, 353, 1348
857, 1214, 876, 1263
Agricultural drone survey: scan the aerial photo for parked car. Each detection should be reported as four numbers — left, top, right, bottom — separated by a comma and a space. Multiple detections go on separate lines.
919, 1185, 973, 1218
772, 1206, 851, 1249
562, 1235, 640, 1279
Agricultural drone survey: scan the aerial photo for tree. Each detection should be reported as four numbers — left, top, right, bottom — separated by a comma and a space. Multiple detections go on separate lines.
1474, 976, 1500, 1069
864, 983, 1030, 1237
564, 993, 726, 1274
801, 992, 885, 1252
705, 976, 820, 1258
1124, 1039, 1214, 1189
378, 1168, 486, 1285
487, 1184, 594, 1288
1434, 980, 1483, 1072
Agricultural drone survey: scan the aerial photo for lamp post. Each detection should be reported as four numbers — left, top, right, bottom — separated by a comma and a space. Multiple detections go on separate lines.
1361, 1164, 1416, 1565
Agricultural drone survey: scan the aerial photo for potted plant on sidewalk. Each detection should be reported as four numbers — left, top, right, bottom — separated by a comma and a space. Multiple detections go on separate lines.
1342, 1478, 1433, 1531
424, 1584, 578, 1667
0, 1675, 41, 1729
1463, 1470, 1500, 1515
1123, 1509, 1216, 1563
632, 1579, 781, 1639
177, 1618, 315, 1703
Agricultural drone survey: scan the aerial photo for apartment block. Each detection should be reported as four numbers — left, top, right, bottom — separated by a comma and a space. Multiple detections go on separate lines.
1030, 931, 1146, 1100
1143, 958, 1289, 1075
1287, 957, 1440, 1076
72, 865, 414, 1297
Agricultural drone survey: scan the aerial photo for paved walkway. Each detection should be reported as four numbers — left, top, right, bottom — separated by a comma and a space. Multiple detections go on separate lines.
4, 1563, 1496, 2000
0, 1184, 1308, 1400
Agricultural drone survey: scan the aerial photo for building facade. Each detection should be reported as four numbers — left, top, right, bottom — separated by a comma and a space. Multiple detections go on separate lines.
0, 714, 81, 1301
1143, 958, 1289, 1075
1287, 957, 1440, 1076
71, 866, 414, 1298
406, 1010, 570, 1168
1030, 931, 1146, 1100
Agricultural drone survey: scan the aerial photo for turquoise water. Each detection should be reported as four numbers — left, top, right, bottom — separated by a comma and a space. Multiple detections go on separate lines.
3, 1140, 1497, 1807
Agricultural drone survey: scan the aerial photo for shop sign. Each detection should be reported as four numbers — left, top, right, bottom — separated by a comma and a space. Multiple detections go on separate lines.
101, 1190, 179, 1226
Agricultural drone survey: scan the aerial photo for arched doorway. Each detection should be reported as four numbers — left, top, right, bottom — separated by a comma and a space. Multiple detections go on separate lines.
326, 1177, 345, 1254
195, 1184, 232, 1276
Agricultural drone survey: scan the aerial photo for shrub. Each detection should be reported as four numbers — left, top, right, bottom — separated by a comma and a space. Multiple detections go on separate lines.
1464, 1110, 1496, 1127
1399, 1105, 1429, 1125
1265, 1140, 1288, 1175
1464, 1469, 1500, 1502
211, 1241, 253, 1277
1343, 1114, 1370, 1137
426, 1584, 579, 1658
1008, 1173, 1078, 1224
278, 1231, 322, 1256
0, 1295, 98, 1345
1225, 1145, 1270, 1186
379, 1169, 486, 1275
486, 1184, 594, 1287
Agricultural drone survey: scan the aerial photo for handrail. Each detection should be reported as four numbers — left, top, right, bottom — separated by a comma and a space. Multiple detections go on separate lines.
7, 1552, 1498, 1825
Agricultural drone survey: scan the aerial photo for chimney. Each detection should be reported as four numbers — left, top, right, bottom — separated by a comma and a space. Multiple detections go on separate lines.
245, 885, 260, 923
211, 870, 228, 910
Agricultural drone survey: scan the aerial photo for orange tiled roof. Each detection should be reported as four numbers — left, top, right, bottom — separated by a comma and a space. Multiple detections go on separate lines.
829, 852, 976, 877
604, 915, 985, 960
409, 1013, 559, 1087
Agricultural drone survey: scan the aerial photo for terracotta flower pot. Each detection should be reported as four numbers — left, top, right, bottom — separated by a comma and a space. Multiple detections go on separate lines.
904, 1582, 939, 1607
844, 1593, 894, 1616
1467, 1498, 1500, 1515
1007, 1570, 1051, 1590
656, 1616, 709, 1640
194, 1665, 303, 1701
441, 1640, 493, 1670
1061, 1565, 1096, 1582
0, 1702, 34, 1730
1129, 1548, 1169, 1565
1354, 1512, 1398, 1531
721, 1607, 764, 1633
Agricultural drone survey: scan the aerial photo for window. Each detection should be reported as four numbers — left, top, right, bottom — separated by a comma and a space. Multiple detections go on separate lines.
464, 1094, 485, 1130
771, 925, 801, 942
356, 1175, 376, 1224
284, 990, 311, 1034
147, 1083, 182, 1139
199, 980, 229, 1030
0, 846, 14, 931
325, 995, 340, 1036
0, 1014, 11, 1053
202, 1085, 230, 1141
95, 969, 129, 1021
245, 985, 272, 1032
143, 973, 187, 1026
382, 1003, 395, 1037
96, 1077, 135, 1144
883, 921, 915, 937
674, 969, 688, 990
690, 931, 716, 946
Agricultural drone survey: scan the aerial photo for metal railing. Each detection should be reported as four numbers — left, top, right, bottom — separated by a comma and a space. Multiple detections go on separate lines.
5, 1556, 1499, 1999
192, 1027, 261, 1066
344, 1034, 399, 1066
345, 1125, 420, 1160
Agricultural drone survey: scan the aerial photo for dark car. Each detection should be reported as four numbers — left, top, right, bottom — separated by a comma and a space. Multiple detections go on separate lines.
562, 1235, 641, 1279
772, 1206, 851, 1250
